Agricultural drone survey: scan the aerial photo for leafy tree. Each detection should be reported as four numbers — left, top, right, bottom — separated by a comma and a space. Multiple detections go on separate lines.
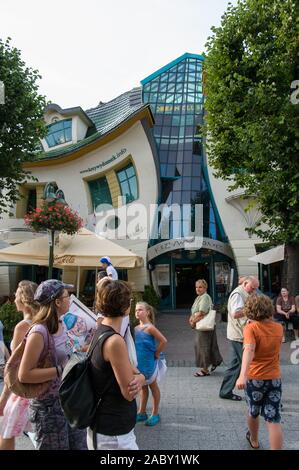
204, 0, 299, 293
0, 38, 47, 215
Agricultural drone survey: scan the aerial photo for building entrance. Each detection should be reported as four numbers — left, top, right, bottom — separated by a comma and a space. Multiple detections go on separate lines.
175, 263, 209, 308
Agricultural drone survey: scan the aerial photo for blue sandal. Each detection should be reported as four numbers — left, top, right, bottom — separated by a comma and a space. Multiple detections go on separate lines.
136, 412, 148, 422
145, 414, 160, 426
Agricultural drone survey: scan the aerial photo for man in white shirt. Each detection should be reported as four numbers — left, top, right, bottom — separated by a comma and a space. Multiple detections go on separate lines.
219, 276, 259, 401
99, 256, 118, 280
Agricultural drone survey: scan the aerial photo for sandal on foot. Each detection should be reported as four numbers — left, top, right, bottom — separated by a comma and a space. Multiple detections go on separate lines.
145, 415, 160, 426
136, 412, 148, 422
194, 370, 210, 377
246, 430, 259, 449
210, 362, 222, 372
220, 393, 242, 401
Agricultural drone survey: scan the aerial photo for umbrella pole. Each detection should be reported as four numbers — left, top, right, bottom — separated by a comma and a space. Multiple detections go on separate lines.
95, 268, 98, 298
76, 266, 80, 298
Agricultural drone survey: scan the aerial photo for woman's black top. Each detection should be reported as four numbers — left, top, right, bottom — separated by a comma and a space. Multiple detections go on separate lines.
90, 324, 137, 435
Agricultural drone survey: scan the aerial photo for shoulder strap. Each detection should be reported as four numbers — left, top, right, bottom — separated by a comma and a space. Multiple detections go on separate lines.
87, 329, 118, 359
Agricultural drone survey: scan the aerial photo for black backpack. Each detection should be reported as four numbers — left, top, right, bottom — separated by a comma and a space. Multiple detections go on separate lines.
59, 330, 114, 430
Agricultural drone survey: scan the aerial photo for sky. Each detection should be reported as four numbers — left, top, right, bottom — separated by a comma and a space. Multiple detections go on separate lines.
1, 0, 237, 110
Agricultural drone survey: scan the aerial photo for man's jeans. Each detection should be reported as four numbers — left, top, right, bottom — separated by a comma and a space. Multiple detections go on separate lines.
219, 340, 243, 397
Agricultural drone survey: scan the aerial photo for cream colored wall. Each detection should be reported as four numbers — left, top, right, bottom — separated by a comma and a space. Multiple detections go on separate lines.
73, 116, 89, 142
4, 121, 158, 291
207, 163, 261, 277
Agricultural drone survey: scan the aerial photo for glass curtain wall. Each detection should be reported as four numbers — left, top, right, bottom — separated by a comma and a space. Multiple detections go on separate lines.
143, 57, 224, 242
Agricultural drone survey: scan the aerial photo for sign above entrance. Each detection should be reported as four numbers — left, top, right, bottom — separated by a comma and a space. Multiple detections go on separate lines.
147, 237, 234, 261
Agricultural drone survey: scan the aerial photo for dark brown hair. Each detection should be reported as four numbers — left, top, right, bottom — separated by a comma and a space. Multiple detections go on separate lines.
96, 278, 132, 317
244, 294, 274, 321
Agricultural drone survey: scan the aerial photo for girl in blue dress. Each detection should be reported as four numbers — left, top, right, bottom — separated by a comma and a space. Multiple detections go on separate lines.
135, 302, 167, 426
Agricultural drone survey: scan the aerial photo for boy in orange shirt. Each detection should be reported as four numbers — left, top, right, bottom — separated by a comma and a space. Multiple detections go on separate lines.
236, 294, 283, 450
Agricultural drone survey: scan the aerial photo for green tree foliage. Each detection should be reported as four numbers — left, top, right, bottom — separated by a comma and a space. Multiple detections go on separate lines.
0, 303, 22, 343
143, 285, 161, 310
204, 0, 299, 291
205, 0, 298, 243
0, 38, 47, 214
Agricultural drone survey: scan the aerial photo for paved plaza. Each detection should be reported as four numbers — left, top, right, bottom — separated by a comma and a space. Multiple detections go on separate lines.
1, 311, 298, 450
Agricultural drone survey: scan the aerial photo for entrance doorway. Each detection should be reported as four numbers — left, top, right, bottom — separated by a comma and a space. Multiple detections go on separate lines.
175, 264, 209, 308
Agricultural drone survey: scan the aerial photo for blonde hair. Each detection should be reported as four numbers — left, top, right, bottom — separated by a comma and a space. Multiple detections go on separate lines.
17, 280, 40, 319
195, 279, 208, 289
32, 301, 60, 334
136, 301, 156, 324
32, 286, 69, 334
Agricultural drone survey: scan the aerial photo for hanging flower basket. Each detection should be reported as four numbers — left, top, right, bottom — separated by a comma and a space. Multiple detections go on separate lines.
24, 202, 84, 235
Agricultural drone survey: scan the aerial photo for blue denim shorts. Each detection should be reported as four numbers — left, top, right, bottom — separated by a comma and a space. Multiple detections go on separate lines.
245, 379, 282, 424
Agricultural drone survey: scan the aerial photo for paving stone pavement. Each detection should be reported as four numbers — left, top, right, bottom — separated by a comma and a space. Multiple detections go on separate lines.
1, 311, 298, 450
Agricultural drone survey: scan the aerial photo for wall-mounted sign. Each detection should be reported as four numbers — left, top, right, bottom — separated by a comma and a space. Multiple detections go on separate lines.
80, 148, 127, 175
147, 237, 234, 261
156, 103, 203, 114
155, 264, 170, 286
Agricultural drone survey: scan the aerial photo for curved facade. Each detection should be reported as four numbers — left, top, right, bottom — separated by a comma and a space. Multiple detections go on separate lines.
0, 54, 265, 305
0, 91, 159, 295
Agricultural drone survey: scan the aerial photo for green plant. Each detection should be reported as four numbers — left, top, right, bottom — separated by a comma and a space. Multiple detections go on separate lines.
219, 302, 228, 323
142, 285, 160, 310
0, 303, 23, 343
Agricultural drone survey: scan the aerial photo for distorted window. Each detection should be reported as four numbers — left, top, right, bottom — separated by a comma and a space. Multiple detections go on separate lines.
117, 164, 138, 204
88, 177, 112, 211
45, 119, 72, 148
26, 189, 37, 212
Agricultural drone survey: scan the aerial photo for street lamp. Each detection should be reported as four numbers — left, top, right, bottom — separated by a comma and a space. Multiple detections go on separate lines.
43, 182, 67, 279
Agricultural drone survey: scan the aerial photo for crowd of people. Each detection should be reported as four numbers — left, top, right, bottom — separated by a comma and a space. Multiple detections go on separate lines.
188, 275, 299, 450
0, 257, 168, 451
0, 263, 298, 451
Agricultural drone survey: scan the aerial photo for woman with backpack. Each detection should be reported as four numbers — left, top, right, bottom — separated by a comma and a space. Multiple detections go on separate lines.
18, 279, 87, 450
88, 278, 145, 450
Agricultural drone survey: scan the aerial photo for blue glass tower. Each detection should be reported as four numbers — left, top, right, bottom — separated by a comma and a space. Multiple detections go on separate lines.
141, 53, 235, 308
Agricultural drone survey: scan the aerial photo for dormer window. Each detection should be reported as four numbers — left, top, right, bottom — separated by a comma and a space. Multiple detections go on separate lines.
45, 118, 72, 148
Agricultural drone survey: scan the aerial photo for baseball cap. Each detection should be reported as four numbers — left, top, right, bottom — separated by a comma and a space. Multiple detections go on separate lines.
100, 256, 111, 265
34, 279, 74, 305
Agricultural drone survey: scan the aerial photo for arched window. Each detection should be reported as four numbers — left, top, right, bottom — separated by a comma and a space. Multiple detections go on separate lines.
45, 119, 72, 147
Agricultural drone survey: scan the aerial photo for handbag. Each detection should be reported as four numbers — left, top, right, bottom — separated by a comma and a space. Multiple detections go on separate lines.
196, 309, 217, 331
59, 330, 115, 430
4, 326, 53, 399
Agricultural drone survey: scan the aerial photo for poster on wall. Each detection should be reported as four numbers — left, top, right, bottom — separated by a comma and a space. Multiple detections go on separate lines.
215, 262, 231, 297
62, 295, 97, 352
156, 264, 170, 286
215, 262, 231, 284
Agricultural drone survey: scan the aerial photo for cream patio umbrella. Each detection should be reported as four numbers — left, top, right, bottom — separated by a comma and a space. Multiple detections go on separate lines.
0, 228, 143, 295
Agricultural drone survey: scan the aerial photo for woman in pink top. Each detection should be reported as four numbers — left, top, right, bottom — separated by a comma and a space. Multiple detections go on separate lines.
0, 281, 39, 450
